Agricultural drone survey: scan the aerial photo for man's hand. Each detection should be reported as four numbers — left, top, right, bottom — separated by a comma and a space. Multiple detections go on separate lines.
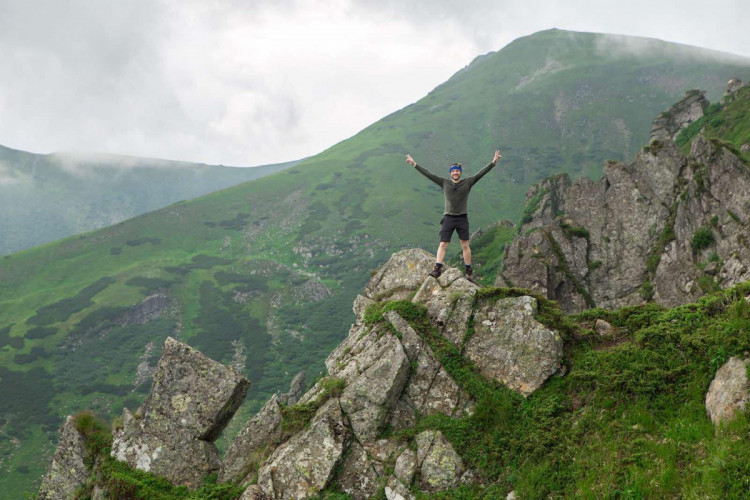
493, 150, 502, 164
405, 154, 416, 167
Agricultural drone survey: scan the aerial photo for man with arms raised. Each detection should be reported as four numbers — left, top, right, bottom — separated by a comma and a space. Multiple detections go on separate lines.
405, 150, 502, 281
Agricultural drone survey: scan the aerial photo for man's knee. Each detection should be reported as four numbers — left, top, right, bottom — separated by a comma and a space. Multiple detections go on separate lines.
460, 239, 470, 248
439, 241, 450, 248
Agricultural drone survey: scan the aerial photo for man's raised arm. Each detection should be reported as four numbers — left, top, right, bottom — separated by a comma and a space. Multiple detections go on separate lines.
406, 153, 444, 187
469, 149, 502, 185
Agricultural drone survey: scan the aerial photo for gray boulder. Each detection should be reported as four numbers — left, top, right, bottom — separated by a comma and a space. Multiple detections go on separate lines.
256, 398, 350, 499
385, 476, 415, 500
415, 430, 469, 492
339, 334, 410, 441
278, 371, 306, 405
364, 248, 435, 301
337, 441, 381, 500
412, 269, 480, 346
220, 395, 283, 484
386, 311, 472, 430
38, 416, 92, 500
650, 90, 708, 141
465, 295, 563, 396
394, 448, 417, 486
112, 408, 222, 489
706, 357, 750, 425
111, 337, 250, 488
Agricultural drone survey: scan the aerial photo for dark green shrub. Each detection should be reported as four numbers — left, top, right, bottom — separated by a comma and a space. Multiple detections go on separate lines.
691, 227, 715, 252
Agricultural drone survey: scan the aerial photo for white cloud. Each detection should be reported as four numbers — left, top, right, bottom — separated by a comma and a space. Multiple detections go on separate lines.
0, 0, 747, 166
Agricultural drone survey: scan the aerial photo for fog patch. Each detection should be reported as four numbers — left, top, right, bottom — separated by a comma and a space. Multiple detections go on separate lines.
594, 33, 750, 64
0, 161, 30, 186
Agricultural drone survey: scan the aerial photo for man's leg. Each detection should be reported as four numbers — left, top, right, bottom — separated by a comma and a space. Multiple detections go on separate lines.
460, 239, 471, 266
436, 241, 449, 264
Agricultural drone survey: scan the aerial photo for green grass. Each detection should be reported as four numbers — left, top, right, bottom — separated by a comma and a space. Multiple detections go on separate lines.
676, 85, 750, 163
350, 284, 750, 498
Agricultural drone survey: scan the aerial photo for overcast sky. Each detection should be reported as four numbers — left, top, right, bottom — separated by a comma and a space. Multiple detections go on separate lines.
1, 0, 748, 167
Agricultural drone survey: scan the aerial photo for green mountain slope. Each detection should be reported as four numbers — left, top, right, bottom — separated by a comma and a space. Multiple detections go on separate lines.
0, 145, 296, 255
3, 29, 750, 496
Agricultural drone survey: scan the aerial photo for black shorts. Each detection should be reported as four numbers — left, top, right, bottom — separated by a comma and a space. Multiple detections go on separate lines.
439, 214, 470, 242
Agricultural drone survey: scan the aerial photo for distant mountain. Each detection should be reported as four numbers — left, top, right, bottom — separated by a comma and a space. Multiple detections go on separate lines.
0, 145, 296, 254
3, 29, 750, 496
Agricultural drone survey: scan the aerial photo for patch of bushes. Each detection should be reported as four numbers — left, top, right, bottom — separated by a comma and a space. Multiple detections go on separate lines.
691, 226, 715, 252
126, 237, 162, 247
279, 377, 346, 440
25, 326, 56, 339
26, 277, 115, 326
126, 276, 175, 292
520, 188, 548, 225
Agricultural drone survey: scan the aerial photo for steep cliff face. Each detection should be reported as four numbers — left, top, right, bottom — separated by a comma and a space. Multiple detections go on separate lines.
39, 250, 565, 499
501, 80, 750, 313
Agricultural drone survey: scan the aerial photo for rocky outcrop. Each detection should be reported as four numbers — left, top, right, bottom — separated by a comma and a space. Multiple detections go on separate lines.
256, 398, 350, 499
705, 357, 750, 426
721, 78, 745, 105
502, 88, 750, 313
120, 293, 174, 326
363, 248, 435, 301
650, 90, 708, 141
111, 337, 249, 488
219, 395, 283, 484
42, 249, 565, 498
277, 371, 305, 405
38, 416, 92, 499
415, 430, 473, 492
465, 295, 563, 396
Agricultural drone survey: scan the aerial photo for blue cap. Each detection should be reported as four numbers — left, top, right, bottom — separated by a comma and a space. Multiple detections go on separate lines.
449, 164, 462, 173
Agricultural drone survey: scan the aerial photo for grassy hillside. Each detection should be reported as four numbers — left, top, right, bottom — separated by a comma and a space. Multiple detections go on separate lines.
3, 29, 750, 496
348, 284, 750, 498
0, 145, 295, 254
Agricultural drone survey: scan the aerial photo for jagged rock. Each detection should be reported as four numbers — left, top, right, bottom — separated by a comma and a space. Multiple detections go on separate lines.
364, 248, 435, 301
722, 78, 744, 104
132, 341, 156, 387
394, 448, 417, 485
110, 337, 250, 488
412, 269, 480, 346
650, 90, 708, 140
386, 311, 472, 430
120, 293, 173, 326
240, 484, 269, 500
705, 357, 750, 425
138, 337, 250, 440
741, 143, 750, 153
91, 484, 108, 500
256, 398, 350, 499
326, 318, 411, 387
507, 491, 517, 500
363, 438, 408, 475
415, 430, 468, 492
595, 319, 614, 336
353, 294, 375, 324
278, 371, 305, 405
339, 333, 410, 441
338, 441, 381, 500
220, 395, 283, 484
502, 98, 750, 313
112, 408, 222, 489
385, 476, 415, 500
38, 416, 92, 500
465, 296, 562, 396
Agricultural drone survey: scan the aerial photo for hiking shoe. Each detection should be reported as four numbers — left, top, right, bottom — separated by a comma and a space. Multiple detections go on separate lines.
464, 267, 477, 284
429, 264, 443, 278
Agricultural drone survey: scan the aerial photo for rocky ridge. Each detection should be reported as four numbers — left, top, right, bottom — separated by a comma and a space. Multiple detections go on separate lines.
39, 249, 564, 499
501, 80, 750, 313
